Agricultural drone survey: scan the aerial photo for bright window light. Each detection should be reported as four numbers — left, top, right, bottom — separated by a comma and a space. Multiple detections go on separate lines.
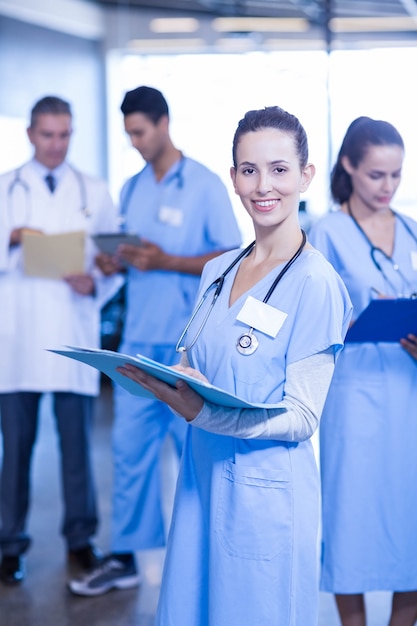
106, 47, 417, 242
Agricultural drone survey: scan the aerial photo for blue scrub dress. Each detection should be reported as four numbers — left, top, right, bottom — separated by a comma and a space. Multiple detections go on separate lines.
309, 210, 417, 593
111, 157, 242, 552
155, 247, 351, 626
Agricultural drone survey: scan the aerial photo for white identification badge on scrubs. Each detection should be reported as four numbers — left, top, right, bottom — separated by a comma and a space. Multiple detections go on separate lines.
158, 206, 183, 227
411, 251, 417, 271
236, 296, 287, 338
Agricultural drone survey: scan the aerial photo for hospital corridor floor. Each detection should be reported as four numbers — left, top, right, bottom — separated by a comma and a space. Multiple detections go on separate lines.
0, 381, 393, 626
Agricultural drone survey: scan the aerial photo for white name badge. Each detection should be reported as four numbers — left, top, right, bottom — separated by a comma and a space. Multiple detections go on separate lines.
158, 206, 183, 227
236, 295, 288, 338
411, 250, 417, 271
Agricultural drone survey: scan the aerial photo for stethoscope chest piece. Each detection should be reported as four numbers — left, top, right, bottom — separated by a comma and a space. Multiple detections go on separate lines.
236, 330, 259, 355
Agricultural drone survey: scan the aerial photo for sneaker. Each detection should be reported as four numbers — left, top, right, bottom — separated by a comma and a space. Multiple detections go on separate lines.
68, 555, 140, 596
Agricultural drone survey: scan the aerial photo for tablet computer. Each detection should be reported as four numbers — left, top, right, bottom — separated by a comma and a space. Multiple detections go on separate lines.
92, 233, 142, 256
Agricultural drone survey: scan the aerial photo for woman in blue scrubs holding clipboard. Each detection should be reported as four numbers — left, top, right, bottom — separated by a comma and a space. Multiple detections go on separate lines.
309, 117, 417, 626
116, 106, 352, 625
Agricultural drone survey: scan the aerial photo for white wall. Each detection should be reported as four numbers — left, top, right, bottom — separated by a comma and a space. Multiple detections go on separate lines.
0, 11, 107, 179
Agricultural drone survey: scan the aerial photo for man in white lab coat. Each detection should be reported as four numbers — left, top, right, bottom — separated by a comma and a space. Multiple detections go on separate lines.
0, 96, 121, 584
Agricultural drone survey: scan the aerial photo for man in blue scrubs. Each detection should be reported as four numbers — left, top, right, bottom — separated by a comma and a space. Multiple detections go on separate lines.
69, 86, 242, 595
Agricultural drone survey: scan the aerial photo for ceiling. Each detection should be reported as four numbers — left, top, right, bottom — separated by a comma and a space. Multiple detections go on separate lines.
91, 0, 417, 21
91, 0, 415, 19
90, 0, 417, 50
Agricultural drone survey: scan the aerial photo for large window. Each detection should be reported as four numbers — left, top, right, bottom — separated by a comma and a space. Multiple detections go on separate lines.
106, 47, 417, 242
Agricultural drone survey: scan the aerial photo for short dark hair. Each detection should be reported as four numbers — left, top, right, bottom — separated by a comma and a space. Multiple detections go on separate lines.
120, 86, 169, 124
232, 106, 309, 170
30, 96, 72, 128
331, 116, 405, 204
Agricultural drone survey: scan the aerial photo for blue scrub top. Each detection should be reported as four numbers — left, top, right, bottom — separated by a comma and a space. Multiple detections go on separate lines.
309, 210, 417, 315
309, 209, 417, 593
119, 157, 242, 345
189, 247, 351, 403
155, 247, 352, 626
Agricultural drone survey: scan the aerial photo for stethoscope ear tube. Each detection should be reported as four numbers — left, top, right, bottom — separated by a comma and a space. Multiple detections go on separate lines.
176, 230, 307, 355
175, 241, 256, 353
7, 166, 89, 221
347, 202, 417, 296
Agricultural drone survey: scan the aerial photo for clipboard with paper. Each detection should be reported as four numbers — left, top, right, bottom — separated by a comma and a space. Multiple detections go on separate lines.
345, 298, 417, 343
49, 346, 281, 410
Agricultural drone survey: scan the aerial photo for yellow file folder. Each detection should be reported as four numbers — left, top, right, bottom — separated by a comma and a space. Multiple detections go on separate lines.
22, 230, 86, 279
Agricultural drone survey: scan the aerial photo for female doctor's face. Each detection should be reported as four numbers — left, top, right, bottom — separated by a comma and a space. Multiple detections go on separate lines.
27, 113, 72, 170
342, 143, 404, 213
230, 128, 314, 232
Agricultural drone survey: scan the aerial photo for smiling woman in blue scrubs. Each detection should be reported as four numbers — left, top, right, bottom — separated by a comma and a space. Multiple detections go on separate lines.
309, 117, 417, 626
118, 106, 352, 626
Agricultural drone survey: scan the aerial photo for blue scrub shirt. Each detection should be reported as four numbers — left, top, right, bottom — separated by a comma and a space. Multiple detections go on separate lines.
120, 156, 242, 345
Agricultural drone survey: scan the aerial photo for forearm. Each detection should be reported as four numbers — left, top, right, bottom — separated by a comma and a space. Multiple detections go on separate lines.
190, 350, 335, 442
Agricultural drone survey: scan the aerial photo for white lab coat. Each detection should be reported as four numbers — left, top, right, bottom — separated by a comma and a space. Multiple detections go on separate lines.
0, 160, 122, 395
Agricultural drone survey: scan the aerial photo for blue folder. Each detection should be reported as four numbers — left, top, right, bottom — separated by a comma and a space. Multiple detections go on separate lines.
49, 346, 281, 409
345, 298, 417, 343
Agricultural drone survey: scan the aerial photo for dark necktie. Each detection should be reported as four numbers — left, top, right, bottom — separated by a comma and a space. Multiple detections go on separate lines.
45, 173, 56, 193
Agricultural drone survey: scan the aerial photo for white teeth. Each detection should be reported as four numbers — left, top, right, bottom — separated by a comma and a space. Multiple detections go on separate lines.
256, 200, 275, 207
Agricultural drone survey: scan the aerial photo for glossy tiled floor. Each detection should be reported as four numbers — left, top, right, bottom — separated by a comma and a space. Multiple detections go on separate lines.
0, 382, 392, 626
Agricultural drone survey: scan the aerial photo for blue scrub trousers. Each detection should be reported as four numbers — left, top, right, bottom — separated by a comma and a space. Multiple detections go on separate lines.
111, 344, 187, 553
0, 392, 98, 556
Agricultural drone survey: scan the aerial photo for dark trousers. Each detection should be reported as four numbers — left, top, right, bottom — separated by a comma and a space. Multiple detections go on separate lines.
0, 392, 98, 556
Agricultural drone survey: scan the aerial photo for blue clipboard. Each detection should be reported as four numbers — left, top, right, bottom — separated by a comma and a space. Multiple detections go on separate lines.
345, 298, 417, 343
49, 346, 281, 410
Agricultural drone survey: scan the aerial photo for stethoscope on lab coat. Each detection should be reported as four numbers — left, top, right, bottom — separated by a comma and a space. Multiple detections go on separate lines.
176, 230, 307, 356
347, 202, 417, 297
7, 165, 91, 221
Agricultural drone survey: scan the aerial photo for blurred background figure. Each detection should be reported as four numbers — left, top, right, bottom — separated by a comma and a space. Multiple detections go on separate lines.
0, 95, 121, 585
309, 116, 417, 626
69, 86, 242, 596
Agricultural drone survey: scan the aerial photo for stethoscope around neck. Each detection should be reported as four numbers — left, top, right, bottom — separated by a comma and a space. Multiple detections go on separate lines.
176, 229, 307, 356
7, 165, 90, 222
119, 156, 185, 230
347, 201, 417, 297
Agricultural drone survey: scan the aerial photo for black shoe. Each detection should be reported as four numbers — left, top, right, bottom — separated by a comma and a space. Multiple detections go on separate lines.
0, 555, 25, 585
68, 545, 102, 571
